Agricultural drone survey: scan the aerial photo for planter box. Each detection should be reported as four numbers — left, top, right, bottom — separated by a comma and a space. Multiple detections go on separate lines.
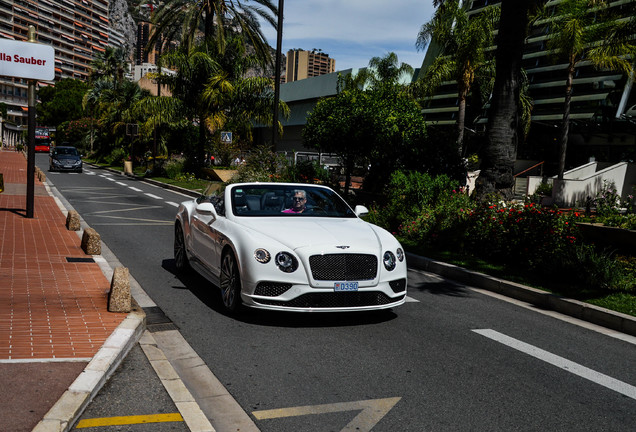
576, 223, 636, 253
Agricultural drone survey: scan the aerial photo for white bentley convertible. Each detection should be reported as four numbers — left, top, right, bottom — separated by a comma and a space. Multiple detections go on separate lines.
174, 182, 407, 312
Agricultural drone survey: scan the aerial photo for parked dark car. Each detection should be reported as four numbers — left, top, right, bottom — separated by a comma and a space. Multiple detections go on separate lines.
49, 146, 83, 173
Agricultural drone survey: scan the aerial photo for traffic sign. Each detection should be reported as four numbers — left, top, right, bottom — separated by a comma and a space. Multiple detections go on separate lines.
220, 131, 232, 143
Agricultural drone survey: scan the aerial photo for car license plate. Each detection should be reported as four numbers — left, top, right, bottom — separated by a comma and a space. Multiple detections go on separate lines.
334, 282, 358, 292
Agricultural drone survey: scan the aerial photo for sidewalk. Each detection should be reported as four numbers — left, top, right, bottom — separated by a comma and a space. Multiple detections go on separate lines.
0, 149, 144, 432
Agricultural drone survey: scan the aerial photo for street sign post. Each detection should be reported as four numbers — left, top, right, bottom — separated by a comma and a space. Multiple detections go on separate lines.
0, 27, 55, 218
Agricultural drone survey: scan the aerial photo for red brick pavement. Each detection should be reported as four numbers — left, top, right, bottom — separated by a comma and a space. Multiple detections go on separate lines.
0, 149, 126, 360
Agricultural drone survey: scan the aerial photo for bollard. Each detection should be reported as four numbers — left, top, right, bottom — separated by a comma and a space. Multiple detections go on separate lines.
81, 227, 101, 255
108, 267, 131, 313
65, 210, 81, 231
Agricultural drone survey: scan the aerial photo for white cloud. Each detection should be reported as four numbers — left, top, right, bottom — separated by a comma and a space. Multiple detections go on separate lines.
260, 1, 436, 70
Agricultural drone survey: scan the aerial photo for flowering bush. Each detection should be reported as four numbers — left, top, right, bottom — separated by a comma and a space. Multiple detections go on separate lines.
463, 202, 583, 272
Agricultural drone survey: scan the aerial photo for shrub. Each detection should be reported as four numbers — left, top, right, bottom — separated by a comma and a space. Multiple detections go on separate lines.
164, 159, 185, 180
105, 148, 127, 166
372, 170, 474, 244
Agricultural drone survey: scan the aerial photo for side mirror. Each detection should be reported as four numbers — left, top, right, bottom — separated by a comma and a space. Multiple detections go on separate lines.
354, 205, 369, 217
196, 202, 217, 218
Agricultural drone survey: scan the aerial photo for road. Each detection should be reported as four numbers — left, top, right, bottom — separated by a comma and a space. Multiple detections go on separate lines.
38, 155, 636, 431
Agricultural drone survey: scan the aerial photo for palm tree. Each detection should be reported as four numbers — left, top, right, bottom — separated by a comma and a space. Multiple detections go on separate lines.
415, 0, 499, 155
538, 0, 636, 179
367, 52, 414, 87
89, 46, 129, 89
475, 0, 544, 201
147, 0, 277, 63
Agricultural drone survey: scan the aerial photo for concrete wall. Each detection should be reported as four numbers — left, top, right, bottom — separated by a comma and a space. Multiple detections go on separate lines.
552, 162, 634, 207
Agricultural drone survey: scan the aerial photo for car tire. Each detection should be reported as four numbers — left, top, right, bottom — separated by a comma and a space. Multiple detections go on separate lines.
174, 223, 190, 273
220, 251, 242, 312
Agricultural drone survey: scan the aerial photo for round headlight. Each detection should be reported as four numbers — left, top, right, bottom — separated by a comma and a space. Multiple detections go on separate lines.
254, 248, 271, 263
396, 248, 404, 262
275, 252, 298, 273
383, 251, 396, 271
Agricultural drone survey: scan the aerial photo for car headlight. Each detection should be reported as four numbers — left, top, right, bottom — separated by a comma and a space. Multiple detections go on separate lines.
254, 248, 271, 263
383, 251, 396, 271
396, 248, 404, 262
275, 252, 298, 273
53, 159, 62, 165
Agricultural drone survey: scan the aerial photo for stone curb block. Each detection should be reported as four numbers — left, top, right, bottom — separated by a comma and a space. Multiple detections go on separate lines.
406, 252, 636, 337
32, 308, 146, 432
81, 228, 101, 255
108, 267, 131, 313
65, 210, 81, 231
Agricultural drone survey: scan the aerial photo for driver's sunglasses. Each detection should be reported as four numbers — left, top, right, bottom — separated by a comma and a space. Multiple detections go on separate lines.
292, 197, 306, 202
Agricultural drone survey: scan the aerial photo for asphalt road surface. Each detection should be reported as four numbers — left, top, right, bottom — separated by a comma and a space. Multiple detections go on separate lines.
39, 156, 636, 431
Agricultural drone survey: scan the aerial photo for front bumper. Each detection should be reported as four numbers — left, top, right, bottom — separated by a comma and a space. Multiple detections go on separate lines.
242, 279, 407, 312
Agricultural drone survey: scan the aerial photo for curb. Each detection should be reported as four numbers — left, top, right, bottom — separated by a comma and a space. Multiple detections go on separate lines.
32, 309, 145, 432
407, 252, 636, 337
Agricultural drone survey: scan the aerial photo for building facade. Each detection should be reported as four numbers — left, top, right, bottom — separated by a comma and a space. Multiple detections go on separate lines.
0, 0, 121, 128
418, 0, 636, 168
285, 49, 336, 83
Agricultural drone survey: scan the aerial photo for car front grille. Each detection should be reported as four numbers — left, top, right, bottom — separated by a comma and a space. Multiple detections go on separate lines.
309, 254, 377, 281
254, 282, 292, 297
255, 292, 405, 308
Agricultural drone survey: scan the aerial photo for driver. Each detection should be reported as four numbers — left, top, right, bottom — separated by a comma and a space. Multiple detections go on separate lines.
282, 189, 307, 213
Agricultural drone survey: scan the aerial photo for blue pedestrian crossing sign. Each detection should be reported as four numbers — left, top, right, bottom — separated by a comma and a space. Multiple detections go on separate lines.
221, 131, 232, 144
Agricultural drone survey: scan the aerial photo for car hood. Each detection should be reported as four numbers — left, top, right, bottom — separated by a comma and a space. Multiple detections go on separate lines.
53, 155, 80, 160
237, 217, 382, 252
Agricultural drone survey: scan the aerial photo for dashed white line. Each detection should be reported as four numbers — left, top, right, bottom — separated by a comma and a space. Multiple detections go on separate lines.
473, 329, 636, 400
145, 193, 163, 200
115, 182, 127, 186
166, 201, 179, 207
129, 187, 142, 192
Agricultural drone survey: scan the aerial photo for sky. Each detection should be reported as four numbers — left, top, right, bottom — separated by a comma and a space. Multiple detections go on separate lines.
259, 0, 437, 72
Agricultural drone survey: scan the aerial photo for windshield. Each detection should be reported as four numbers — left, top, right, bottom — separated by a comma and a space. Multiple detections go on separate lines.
231, 185, 356, 218
53, 147, 79, 156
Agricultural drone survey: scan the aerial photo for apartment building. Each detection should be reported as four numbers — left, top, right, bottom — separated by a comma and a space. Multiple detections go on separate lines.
285, 49, 335, 83
0, 0, 122, 126
418, 0, 636, 165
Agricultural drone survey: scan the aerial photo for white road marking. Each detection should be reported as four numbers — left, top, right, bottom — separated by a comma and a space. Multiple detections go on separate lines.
144, 193, 163, 200
166, 201, 179, 207
115, 182, 127, 186
473, 329, 636, 400
405, 296, 419, 302
129, 187, 142, 192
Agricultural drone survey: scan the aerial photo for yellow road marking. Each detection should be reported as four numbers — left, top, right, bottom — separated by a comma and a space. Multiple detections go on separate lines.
253, 397, 401, 432
75, 413, 183, 428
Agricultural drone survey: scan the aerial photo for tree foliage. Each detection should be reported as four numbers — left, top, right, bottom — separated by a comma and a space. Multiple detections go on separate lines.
537, 0, 636, 178
37, 79, 89, 129
415, 0, 499, 153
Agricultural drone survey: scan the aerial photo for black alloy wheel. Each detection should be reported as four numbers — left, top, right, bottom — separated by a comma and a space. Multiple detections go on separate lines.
220, 251, 241, 312
174, 223, 190, 272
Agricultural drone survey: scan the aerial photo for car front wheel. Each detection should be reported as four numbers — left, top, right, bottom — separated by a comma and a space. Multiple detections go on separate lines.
174, 223, 190, 273
220, 251, 241, 312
